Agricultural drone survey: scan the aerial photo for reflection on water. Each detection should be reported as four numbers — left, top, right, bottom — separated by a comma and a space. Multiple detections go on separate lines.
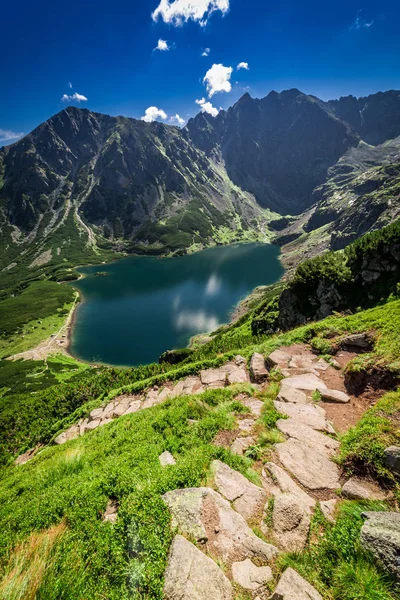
69, 243, 283, 366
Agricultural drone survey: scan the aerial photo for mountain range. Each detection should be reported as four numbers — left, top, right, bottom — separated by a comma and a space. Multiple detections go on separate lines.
1, 88, 400, 281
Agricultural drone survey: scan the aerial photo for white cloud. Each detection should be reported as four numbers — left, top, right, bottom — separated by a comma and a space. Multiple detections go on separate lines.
174, 309, 219, 332
61, 92, 88, 103
350, 11, 374, 30
195, 97, 219, 117
170, 114, 185, 126
202, 47, 210, 56
203, 63, 233, 97
205, 273, 221, 296
152, 0, 229, 26
155, 38, 170, 51
68, 81, 73, 88
0, 128, 24, 143
141, 106, 168, 123
237, 61, 249, 70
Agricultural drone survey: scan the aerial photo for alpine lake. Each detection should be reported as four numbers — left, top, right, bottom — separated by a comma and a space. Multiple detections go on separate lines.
69, 243, 283, 366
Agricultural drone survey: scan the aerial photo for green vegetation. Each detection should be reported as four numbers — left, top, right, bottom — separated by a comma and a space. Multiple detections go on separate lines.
280, 501, 397, 600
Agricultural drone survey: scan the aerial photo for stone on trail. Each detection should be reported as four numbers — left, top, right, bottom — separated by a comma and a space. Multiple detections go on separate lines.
211, 460, 266, 521
159, 451, 176, 466
237, 418, 256, 433
267, 349, 291, 368
271, 493, 311, 552
360, 512, 400, 581
241, 398, 264, 417
275, 438, 341, 491
278, 383, 309, 405
320, 499, 337, 523
282, 373, 327, 392
250, 352, 269, 383
384, 446, 400, 476
54, 425, 80, 445
271, 567, 323, 600
227, 367, 249, 385
162, 487, 278, 563
89, 407, 105, 420
200, 368, 228, 386
81, 419, 101, 434
230, 436, 255, 456
342, 478, 388, 501
231, 558, 272, 590
262, 462, 315, 509
321, 389, 350, 403
164, 535, 233, 600
274, 401, 335, 434
276, 418, 339, 458
123, 400, 142, 415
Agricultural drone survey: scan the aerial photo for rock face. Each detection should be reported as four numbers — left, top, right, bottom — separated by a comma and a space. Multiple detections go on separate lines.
164, 535, 233, 600
275, 438, 341, 490
342, 478, 388, 501
360, 512, 400, 581
211, 460, 266, 521
162, 487, 278, 563
384, 446, 400, 476
231, 558, 272, 590
271, 567, 323, 600
271, 493, 311, 552
250, 353, 269, 382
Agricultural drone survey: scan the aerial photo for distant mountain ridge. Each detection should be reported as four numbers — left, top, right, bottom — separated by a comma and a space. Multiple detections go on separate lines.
1, 88, 400, 279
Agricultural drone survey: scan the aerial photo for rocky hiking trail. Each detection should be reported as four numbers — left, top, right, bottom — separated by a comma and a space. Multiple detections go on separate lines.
29, 331, 398, 598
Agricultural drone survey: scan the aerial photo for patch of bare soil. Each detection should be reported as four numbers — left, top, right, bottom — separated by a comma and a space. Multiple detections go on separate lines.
212, 430, 238, 449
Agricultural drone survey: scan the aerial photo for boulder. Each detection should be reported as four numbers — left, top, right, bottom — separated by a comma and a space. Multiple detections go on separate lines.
227, 367, 249, 385
342, 478, 388, 501
250, 353, 269, 382
274, 401, 335, 434
241, 398, 264, 417
231, 436, 255, 456
164, 535, 233, 600
200, 368, 228, 386
384, 446, 400, 476
211, 460, 266, 521
320, 499, 337, 523
162, 487, 278, 563
231, 558, 272, 590
262, 463, 315, 509
267, 349, 291, 368
321, 389, 350, 403
271, 493, 311, 552
340, 332, 374, 350
276, 418, 339, 458
159, 451, 176, 466
360, 512, 400, 581
281, 373, 327, 392
271, 567, 323, 600
278, 384, 309, 405
275, 439, 341, 491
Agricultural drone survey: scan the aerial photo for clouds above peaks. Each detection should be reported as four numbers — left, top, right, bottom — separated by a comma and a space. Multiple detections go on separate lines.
61, 92, 88, 103
202, 47, 210, 56
203, 63, 233, 97
350, 10, 374, 30
152, 0, 229, 26
0, 128, 25, 143
170, 114, 185, 126
196, 97, 219, 117
141, 106, 168, 123
237, 61, 249, 70
155, 38, 170, 51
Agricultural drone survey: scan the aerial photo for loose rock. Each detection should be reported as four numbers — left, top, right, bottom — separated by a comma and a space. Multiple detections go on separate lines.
250, 352, 269, 383
278, 383, 309, 405
321, 389, 350, 403
103, 500, 118, 524
241, 398, 264, 417
231, 558, 272, 590
271, 567, 323, 600
164, 535, 233, 600
271, 493, 311, 552
340, 332, 374, 350
320, 499, 337, 523
267, 349, 291, 368
281, 373, 327, 392
342, 478, 388, 501
360, 512, 400, 581
274, 401, 335, 434
384, 446, 400, 476
159, 451, 176, 466
231, 436, 255, 456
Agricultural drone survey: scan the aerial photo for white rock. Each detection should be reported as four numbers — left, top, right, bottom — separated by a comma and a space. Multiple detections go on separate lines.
241, 398, 264, 417
200, 368, 228, 386
274, 401, 335, 434
227, 367, 249, 385
320, 499, 337, 523
231, 558, 272, 590
123, 400, 142, 415
321, 389, 350, 403
159, 451, 176, 467
275, 438, 341, 491
342, 478, 388, 501
164, 535, 233, 600
281, 373, 327, 392
278, 383, 309, 405
267, 349, 291, 368
237, 418, 256, 433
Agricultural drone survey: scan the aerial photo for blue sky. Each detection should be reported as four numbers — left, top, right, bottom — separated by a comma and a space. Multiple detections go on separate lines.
1, 0, 400, 143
